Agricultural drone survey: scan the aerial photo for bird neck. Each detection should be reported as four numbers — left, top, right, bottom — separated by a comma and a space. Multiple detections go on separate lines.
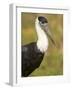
35, 20, 48, 53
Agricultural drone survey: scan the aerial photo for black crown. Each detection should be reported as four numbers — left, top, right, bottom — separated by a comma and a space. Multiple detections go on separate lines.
38, 16, 48, 23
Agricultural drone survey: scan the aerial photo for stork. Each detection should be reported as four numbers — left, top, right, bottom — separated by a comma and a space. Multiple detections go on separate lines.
21, 16, 55, 77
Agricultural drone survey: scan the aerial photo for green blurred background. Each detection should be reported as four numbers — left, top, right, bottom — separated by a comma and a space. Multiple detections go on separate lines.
21, 13, 63, 76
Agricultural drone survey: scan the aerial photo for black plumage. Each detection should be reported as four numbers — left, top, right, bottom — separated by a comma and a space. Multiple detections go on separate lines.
38, 16, 48, 23
21, 42, 44, 77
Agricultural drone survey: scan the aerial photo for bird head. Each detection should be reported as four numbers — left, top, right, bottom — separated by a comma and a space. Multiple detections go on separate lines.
37, 16, 56, 46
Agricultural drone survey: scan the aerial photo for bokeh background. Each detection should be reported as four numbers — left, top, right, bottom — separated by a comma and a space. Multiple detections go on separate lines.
21, 13, 63, 76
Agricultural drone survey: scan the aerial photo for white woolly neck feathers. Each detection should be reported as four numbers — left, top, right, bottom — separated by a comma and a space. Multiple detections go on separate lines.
35, 18, 48, 53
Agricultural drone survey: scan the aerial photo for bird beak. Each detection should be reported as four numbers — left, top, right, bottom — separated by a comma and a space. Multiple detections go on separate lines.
47, 30, 56, 46
44, 25, 56, 46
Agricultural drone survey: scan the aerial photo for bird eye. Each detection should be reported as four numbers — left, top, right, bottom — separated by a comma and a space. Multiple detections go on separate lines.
40, 21, 45, 25
42, 21, 45, 24
41, 21, 48, 24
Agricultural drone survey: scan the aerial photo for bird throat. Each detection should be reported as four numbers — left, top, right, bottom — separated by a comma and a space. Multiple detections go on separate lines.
35, 20, 48, 53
